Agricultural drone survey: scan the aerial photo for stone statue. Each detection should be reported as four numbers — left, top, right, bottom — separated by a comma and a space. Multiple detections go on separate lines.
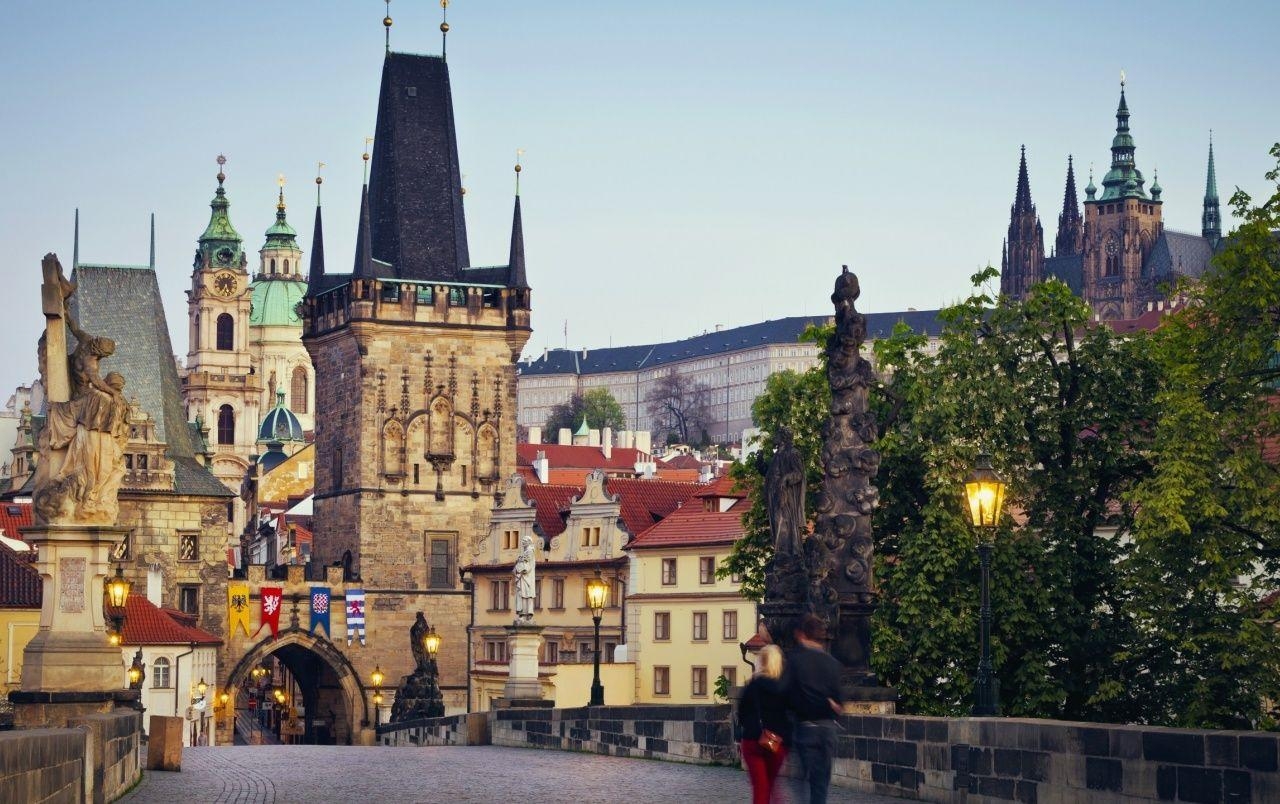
410, 611, 431, 672
513, 533, 536, 623
393, 611, 445, 722
32, 254, 130, 526
765, 426, 805, 557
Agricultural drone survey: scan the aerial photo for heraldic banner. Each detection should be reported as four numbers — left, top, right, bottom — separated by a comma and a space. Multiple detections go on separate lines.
257, 586, 283, 639
345, 589, 366, 646
228, 582, 252, 637
310, 586, 331, 637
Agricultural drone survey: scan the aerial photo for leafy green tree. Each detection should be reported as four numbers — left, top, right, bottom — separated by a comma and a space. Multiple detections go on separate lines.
544, 387, 627, 436
1121, 145, 1280, 729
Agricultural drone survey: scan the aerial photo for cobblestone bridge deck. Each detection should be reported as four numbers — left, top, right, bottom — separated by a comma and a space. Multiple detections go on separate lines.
120, 745, 897, 803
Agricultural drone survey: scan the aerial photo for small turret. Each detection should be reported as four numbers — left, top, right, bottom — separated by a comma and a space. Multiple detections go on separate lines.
1202, 136, 1221, 246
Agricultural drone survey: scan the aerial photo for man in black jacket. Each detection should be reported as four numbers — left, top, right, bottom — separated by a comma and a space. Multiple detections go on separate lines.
785, 614, 844, 803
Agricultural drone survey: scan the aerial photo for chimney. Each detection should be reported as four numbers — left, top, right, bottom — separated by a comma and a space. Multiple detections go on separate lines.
558, 427, 572, 446
527, 425, 542, 445
699, 463, 714, 483
147, 565, 163, 606
635, 430, 651, 456
602, 427, 613, 460
588, 428, 600, 447
533, 450, 549, 484
581, 348, 588, 360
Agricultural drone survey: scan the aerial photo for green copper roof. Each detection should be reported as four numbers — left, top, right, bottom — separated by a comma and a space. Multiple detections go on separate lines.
1097, 87, 1150, 202
574, 416, 590, 436
262, 190, 299, 251
258, 389, 305, 444
197, 169, 245, 267
249, 276, 307, 326
1205, 139, 1219, 202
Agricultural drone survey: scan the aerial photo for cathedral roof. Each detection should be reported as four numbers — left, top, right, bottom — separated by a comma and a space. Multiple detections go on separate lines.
1043, 253, 1084, 295
249, 277, 306, 326
1142, 231, 1215, 280
258, 390, 305, 444
69, 264, 233, 498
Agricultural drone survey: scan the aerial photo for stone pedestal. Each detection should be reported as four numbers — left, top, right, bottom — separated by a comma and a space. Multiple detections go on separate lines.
501, 623, 544, 703
13, 525, 128, 703
147, 716, 184, 771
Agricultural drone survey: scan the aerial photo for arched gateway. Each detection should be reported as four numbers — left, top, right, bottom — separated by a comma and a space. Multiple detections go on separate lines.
219, 625, 372, 746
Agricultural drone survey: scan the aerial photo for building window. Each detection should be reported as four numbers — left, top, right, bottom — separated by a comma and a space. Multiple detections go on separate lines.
691, 666, 708, 697
290, 367, 308, 414
216, 313, 234, 351
721, 666, 738, 688
544, 642, 559, 664
178, 585, 199, 616
428, 535, 456, 589
730, 570, 743, 584
178, 533, 199, 562
448, 286, 466, 307
661, 558, 677, 585
654, 611, 670, 640
692, 611, 708, 641
722, 610, 738, 640
699, 556, 715, 584
611, 576, 624, 608
578, 641, 594, 662
654, 666, 670, 696
484, 640, 507, 663
534, 578, 543, 610
582, 526, 600, 547
490, 579, 511, 611
502, 529, 519, 550
152, 657, 171, 689
551, 578, 565, 609
217, 405, 235, 445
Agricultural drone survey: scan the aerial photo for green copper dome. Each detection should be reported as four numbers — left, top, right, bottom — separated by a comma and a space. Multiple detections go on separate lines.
1098, 87, 1149, 201
574, 416, 590, 437
249, 277, 307, 326
258, 390, 305, 444
197, 165, 245, 268
262, 190, 299, 251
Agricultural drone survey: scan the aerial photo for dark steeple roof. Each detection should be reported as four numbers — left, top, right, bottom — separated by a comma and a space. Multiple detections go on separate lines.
1055, 155, 1084, 257
306, 200, 325, 294
368, 52, 470, 281
1001, 146, 1045, 299
1098, 85, 1148, 201
509, 196, 527, 289
353, 182, 374, 277
69, 264, 232, 498
1202, 137, 1222, 244
1013, 145, 1034, 216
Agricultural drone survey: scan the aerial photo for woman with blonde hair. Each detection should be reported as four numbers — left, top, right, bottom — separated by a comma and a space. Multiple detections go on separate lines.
739, 644, 791, 803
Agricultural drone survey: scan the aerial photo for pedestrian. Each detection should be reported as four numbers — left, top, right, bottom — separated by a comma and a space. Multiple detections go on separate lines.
785, 614, 845, 803
739, 644, 791, 804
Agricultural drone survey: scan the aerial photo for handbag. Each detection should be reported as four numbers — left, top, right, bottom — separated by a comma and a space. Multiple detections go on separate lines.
753, 685, 783, 754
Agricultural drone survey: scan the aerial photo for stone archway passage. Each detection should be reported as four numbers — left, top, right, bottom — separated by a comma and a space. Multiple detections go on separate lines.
222, 626, 371, 746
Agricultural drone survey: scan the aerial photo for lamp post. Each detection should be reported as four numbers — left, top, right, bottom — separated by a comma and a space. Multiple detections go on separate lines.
585, 569, 609, 706
371, 665, 384, 727
127, 649, 145, 690
105, 564, 130, 647
964, 452, 1007, 717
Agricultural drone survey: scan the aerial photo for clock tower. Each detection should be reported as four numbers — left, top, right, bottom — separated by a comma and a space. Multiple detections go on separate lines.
182, 156, 263, 535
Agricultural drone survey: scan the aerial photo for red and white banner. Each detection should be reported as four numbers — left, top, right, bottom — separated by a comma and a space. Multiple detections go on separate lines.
256, 586, 283, 639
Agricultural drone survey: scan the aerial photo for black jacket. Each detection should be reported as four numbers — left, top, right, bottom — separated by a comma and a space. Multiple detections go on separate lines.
738, 676, 792, 742
784, 646, 843, 722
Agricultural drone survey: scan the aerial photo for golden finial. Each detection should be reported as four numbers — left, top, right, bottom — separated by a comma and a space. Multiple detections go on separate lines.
216, 153, 227, 185
384, 0, 392, 53
315, 162, 325, 204
514, 149, 524, 196
441, 0, 450, 59
277, 173, 286, 210
460, 172, 467, 197
362, 137, 373, 184
1119, 68, 1126, 88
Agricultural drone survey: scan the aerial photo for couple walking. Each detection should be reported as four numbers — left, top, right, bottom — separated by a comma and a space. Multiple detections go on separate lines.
738, 615, 845, 804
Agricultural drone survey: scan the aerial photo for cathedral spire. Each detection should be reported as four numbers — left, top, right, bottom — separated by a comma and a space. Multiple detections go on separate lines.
73, 208, 80, 269
306, 168, 326, 295
149, 212, 155, 269
197, 154, 245, 269
1055, 155, 1084, 256
1013, 145, 1033, 215
1000, 146, 1044, 300
509, 195, 527, 289
353, 148, 374, 278
1202, 134, 1221, 245
1099, 78, 1147, 201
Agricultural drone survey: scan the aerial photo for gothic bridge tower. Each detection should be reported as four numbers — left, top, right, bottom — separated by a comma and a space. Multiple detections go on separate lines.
302, 50, 531, 712
1082, 82, 1164, 320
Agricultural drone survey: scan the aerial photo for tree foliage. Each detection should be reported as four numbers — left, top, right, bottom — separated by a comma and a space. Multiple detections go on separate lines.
646, 372, 713, 445
544, 387, 627, 436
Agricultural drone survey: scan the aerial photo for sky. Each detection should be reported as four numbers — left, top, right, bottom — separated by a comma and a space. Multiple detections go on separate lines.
1, 1, 1278, 400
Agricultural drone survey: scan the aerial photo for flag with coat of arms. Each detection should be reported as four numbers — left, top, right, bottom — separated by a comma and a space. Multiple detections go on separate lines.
345, 589, 366, 646
310, 587, 331, 637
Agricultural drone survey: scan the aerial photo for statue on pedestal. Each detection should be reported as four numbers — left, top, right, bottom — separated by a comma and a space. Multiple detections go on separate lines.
32, 254, 130, 526
513, 533, 536, 623
391, 611, 444, 722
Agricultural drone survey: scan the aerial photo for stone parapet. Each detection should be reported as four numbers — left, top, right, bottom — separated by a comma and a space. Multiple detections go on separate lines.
377, 711, 488, 747
0, 710, 141, 804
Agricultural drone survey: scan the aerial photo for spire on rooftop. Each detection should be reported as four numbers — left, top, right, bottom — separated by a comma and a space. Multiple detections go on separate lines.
306, 164, 326, 291
1202, 134, 1222, 245
1013, 145, 1034, 215
197, 154, 245, 269
1098, 78, 1147, 201
1055, 155, 1084, 257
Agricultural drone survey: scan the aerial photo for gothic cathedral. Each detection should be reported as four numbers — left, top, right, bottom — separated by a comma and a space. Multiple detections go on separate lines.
301, 51, 532, 711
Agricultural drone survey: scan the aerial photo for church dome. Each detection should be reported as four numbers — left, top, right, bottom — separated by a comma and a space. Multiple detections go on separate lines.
258, 390, 305, 444
249, 278, 307, 326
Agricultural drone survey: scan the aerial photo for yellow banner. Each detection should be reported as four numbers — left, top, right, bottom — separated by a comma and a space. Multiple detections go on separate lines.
228, 582, 252, 637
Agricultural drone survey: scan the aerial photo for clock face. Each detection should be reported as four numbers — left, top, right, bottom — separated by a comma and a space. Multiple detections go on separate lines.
216, 247, 234, 265
212, 271, 238, 297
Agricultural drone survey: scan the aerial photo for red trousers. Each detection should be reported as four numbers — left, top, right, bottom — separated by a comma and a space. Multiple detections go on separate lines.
741, 738, 788, 804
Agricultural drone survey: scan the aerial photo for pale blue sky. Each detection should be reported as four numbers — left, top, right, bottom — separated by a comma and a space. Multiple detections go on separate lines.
2, 1, 1278, 398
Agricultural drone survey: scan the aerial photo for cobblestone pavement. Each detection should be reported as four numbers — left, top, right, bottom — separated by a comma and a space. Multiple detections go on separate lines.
121, 745, 899, 803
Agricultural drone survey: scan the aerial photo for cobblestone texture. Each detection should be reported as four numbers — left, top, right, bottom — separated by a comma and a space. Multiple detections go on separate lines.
121, 745, 896, 803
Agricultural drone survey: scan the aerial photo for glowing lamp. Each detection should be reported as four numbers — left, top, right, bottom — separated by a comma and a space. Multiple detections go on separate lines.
963, 453, 1007, 530
586, 570, 609, 618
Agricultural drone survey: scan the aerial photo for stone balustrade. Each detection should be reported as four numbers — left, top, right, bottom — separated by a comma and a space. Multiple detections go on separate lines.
0, 710, 141, 804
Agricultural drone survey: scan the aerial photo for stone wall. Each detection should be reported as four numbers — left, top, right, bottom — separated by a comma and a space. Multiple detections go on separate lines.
377, 712, 488, 747
0, 710, 141, 804
490, 704, 736, 765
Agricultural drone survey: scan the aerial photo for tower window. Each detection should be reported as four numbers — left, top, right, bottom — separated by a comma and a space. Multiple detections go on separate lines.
216, 313, 234, 350
283, 258, 290, 274
270, 258, 277, 274
290, 367, 309, 414
217, 404, 235, 445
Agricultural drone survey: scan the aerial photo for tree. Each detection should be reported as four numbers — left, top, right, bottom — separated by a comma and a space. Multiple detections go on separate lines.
544, 388, 627, 436
1121, 145, 1280, 729
645, 372, 712, 445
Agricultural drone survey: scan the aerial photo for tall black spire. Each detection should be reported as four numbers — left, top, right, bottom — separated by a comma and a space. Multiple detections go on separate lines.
508, 196, 527, 289
353, 182, 374, 278
1001, 145, 1045, 300
367, 53, 469, 280
1055, 155, 1083, 257
1202, 135, 1222, 246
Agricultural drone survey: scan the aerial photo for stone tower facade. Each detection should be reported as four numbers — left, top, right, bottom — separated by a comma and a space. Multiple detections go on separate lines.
302, 51, 532, 713
1081, 85, 1163, 320
183, 162, 263, 536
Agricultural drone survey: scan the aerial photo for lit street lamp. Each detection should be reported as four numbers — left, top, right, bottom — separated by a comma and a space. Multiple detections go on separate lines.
105, 564, 131, 647
127, 650, 145, 689
370, 665, 385, 727
585, 569, 609, 706
964, 452, 1007, 717
422, 625, 441, 662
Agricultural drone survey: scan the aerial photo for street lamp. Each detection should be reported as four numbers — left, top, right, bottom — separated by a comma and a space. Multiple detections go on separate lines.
422, 626, 441, 661
585, 569, 609, 706
370, 666, 385, 727
127, 650, 145, 689
964, 452, 1007, 717
197, 678, 208, 698
105, 564, 130, 647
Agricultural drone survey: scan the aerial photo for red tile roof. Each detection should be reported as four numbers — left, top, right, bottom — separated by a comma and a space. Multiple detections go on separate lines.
606, 477, 703, 537
629, 498, 746, 549
0, 540, 40, 608
0, 502, 32, 539
660, 453, 702, 470
695, 474, 746, 499
516, 443, 649, 472
106, 593, 222, 646
522, 483, 583, 539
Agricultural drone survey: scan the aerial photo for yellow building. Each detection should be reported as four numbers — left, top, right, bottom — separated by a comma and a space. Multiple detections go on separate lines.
463, 470, 697, 710
0, 534, 40, 697
625, 477, 755, 703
